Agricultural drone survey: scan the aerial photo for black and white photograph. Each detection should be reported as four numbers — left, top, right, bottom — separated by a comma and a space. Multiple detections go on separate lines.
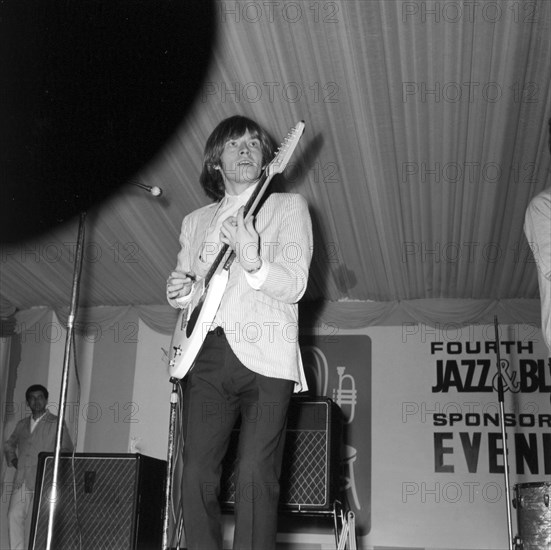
1, 1, 550, 549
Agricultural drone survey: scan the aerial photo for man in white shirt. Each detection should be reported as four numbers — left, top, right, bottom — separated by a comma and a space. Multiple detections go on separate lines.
524, 119, 551, 354
524, 185, 551, 353
167, 116, 312, 550
4, 384, 73, 550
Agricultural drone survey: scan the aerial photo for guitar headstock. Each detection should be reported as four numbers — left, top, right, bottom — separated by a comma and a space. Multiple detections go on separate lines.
265, 121, 305, 178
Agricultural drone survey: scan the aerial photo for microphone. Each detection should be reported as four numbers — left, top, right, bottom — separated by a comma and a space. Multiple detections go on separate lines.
130, 180, 163, 197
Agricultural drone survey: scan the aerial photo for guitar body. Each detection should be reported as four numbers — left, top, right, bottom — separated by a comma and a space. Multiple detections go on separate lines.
167, 120, 305, 379
168, 268, 229, 379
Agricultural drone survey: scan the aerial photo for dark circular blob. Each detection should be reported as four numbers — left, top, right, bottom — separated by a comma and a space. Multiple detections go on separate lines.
1, 1, 216, 242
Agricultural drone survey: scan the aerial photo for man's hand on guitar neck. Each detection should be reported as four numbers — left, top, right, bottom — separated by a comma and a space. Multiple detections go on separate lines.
167, 271, 196, 301
220, 206, 263, 273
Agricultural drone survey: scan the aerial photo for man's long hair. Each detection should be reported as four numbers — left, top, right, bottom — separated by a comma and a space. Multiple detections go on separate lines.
199, 116, 276, 201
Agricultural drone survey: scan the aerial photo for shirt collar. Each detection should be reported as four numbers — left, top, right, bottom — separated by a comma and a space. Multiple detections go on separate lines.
223, 183, 256, 206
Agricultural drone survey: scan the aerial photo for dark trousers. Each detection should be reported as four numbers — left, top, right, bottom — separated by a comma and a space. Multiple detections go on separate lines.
181, 328, 294, 550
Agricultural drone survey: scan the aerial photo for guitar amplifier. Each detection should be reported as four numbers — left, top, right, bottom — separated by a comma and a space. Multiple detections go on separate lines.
29, 453, 166, 550
220, 396, 342, 512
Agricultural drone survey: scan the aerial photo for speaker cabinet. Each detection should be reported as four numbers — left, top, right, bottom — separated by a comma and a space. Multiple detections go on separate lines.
220, 396, 342, 512
29, 453, 166, 550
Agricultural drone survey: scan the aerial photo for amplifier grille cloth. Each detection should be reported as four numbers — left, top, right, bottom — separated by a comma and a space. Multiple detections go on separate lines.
32, 457, 137, 550
221, 429, 330, 508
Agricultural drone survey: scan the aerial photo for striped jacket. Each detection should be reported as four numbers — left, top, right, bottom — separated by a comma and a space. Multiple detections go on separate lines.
169, 192, 313, 391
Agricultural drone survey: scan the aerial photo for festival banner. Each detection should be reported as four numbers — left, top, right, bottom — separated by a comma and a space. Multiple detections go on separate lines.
300, 334, 372, 536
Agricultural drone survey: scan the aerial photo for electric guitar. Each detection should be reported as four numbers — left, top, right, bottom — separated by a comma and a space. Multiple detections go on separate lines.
168, 120, 306, 379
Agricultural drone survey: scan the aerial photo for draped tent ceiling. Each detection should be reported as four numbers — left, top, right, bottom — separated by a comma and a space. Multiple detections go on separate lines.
1, 0, 550, 332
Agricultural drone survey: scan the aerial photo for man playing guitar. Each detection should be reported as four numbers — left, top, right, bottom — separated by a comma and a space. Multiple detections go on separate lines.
166, 115, 312, 550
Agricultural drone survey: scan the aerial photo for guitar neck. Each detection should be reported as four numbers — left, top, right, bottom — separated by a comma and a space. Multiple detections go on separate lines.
203, 168, 275, 286
242, 167, 272, 220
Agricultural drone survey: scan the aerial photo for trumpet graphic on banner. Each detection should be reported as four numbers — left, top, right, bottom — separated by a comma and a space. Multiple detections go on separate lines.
332, 366, 357, 423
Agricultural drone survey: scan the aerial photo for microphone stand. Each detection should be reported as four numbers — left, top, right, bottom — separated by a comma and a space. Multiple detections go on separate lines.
493, 315, 514, 550
43, 184, 162, 548
45, 211, 86, 550
162, 378, 180, 550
